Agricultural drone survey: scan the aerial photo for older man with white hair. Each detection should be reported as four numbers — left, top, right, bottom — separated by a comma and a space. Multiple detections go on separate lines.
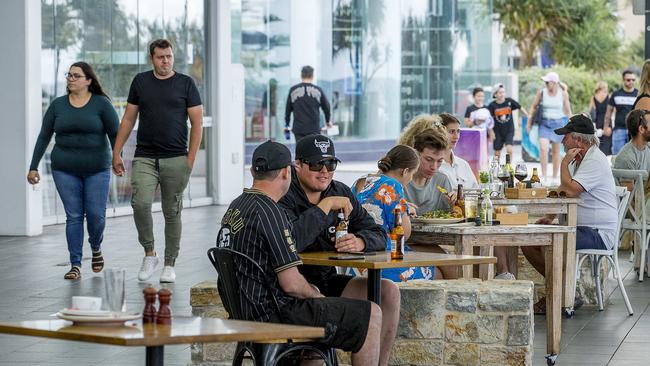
521, 114, 618, 313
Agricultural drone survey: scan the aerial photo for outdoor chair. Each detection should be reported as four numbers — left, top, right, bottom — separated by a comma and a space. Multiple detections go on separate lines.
207, 244, 338, 366
612, 169, 648, 281
571, 187, 633, 315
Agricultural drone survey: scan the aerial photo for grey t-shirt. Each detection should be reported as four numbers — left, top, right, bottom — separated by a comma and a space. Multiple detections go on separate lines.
404, 172, 452, 214
613, 141, 650, 220
569, 145, 618, 249
613, 142, 650, 171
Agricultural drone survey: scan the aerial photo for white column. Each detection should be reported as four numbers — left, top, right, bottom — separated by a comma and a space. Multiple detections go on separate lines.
208, 0, 245, 205
290, 0, 321, 83
0, 0, 42, 236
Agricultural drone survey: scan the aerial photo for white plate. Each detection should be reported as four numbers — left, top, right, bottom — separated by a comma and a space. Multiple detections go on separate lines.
60, 309, 113, 317
56, 312, 142, 325
411, 217, 465, 224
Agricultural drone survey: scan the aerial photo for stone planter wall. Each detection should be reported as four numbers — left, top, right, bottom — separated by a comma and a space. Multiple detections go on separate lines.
190, 279, 534, 366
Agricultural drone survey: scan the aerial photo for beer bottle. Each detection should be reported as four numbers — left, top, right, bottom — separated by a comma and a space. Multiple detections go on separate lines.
455, 184, 465, 217
390, 207, 404, 259
335, 210, 348, 242
505, 154, 515, 188
530, 168, 541, 185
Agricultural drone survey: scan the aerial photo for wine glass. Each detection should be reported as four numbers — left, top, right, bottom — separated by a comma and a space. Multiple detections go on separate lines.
496, 165, 510, 195
515, 161, 528, 183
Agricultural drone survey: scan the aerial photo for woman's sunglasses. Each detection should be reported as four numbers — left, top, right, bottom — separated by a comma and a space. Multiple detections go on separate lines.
303, 159, 338, 172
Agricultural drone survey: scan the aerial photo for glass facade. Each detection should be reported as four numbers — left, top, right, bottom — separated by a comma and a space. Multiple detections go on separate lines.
232, 0, 500, 143
40, 0, 208, 223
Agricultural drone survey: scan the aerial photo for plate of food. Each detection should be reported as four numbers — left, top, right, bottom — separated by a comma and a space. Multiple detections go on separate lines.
412, 210, 465, 224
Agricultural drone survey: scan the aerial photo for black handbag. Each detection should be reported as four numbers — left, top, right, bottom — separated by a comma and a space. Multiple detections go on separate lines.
531, 90, 544, 125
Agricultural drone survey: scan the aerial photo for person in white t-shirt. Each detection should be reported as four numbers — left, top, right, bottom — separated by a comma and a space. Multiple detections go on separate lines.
522, 114, 618, 313
438, 113, 478, 189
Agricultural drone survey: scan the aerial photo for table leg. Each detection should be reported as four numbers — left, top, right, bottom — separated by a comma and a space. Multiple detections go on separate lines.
479, 246, 494, 280
146, 345, 164, 366
368, 269, 381, 305
561, 204, 578, 309
545, 233, 563, 356
459, 237, 474, 279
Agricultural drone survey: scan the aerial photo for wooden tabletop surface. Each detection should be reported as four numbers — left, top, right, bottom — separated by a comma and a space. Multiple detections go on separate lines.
299, 251, 496, 269
491, 198, 581, 205
411, 223, 576, 235
0, 317, 324, 347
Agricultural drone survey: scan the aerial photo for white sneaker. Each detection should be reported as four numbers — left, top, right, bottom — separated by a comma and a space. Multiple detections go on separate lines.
160, 266, 176, 283
138, 255, 160, 281
494, 272, 516, 280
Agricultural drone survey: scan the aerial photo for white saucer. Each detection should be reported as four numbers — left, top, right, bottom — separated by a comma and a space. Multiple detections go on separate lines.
56, 311, 142, 325
60, 308, 112, 317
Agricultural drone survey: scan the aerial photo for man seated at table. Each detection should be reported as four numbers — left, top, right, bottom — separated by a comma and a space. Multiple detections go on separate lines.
521, 114, 618, 314
278, 135, 400, 366
218, 140, 383, 364
613, 109, 650, 273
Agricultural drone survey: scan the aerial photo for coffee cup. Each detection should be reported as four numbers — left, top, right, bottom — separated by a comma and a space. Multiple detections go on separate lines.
71, 296, 102, 311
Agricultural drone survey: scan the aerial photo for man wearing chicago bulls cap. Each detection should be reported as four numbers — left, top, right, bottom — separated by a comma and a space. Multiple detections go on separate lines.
279, 134, 400, 365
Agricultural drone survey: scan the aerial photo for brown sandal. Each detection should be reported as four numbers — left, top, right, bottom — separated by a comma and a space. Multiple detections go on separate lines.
64, 266, 81, 280
92, 251, 104, 273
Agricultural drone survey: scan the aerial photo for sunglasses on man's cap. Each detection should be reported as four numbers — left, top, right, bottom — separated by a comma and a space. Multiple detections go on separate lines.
302, 159, 338, 172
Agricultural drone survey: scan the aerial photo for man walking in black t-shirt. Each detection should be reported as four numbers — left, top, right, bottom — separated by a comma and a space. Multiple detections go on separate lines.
604, 70, 638, 154
112, 39, 203, 283
284, 66, 331, 141
219, 141, 382, 364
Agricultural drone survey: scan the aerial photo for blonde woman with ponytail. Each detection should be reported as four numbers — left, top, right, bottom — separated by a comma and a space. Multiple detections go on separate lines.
353, 145, 441, 281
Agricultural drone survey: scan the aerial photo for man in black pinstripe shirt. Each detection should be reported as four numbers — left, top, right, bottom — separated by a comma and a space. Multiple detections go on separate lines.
218, 141, 382, 364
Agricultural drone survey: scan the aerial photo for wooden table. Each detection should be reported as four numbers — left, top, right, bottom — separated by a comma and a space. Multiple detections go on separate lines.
0, 317, 324, 366
492, 197, 580, 309
299, 251, 496, 305
411, 222, 574, 357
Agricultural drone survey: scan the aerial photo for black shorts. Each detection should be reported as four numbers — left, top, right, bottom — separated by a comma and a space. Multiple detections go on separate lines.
311, 274, 353, 297
493, 121, 515, 150
277, 297, 372, 353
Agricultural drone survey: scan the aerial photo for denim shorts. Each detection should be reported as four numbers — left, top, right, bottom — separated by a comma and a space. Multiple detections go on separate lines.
611, 129, 629, 155
576, 226, 608, 250
538, 118, 566, 143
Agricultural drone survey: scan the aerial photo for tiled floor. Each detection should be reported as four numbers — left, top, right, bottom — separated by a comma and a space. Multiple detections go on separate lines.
0, 204, 648, 365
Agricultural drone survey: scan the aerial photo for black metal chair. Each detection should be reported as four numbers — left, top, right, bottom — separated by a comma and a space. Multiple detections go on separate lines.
207, 245, 338, 366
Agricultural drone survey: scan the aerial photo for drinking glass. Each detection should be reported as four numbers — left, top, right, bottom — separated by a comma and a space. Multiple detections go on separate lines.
104, 268, 126, 313
464, 195, 478, 219
515, 161, 528, 183
489, 156, 500, 182
497, 165, 510, 195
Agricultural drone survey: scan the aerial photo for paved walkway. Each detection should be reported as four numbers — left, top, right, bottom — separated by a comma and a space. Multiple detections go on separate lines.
0, 205, 648, 365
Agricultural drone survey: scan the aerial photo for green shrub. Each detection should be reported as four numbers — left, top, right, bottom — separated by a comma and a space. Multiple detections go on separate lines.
517, 66, 623, 115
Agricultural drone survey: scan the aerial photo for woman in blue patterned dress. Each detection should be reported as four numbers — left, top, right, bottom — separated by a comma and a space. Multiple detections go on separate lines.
352, 145, 441, 281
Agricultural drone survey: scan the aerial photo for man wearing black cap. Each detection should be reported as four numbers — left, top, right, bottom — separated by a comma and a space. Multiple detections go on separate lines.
218, 140, 382, 364
279, 135, 400, 366
520, 115, 618, 312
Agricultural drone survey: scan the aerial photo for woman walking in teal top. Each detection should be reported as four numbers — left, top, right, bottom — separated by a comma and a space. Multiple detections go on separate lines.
27, 62, 119, 280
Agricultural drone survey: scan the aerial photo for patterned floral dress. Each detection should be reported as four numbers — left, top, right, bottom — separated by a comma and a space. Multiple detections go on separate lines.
351, 174, 435, 281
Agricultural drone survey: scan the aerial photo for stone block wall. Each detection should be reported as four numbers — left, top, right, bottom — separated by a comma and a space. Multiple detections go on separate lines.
190, 279, 534, 366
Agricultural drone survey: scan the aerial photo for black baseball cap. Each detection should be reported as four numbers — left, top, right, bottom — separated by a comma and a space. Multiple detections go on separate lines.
252, 140, 292, 172
554, 114, 595, 135
295, 134, 341, 164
